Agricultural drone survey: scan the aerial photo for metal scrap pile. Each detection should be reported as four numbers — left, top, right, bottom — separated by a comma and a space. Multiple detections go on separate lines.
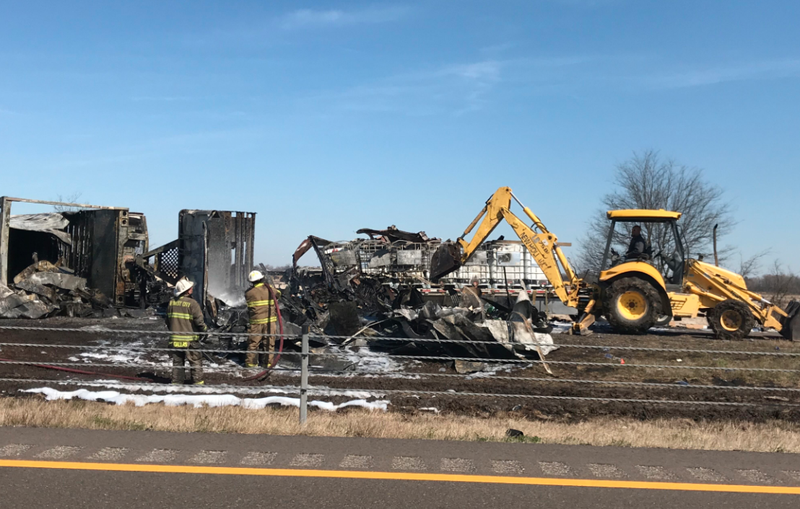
0, 260, 112, 319
352, 288, 557, 362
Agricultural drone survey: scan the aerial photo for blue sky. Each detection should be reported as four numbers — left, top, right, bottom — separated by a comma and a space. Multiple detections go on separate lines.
1, 1, 798, 271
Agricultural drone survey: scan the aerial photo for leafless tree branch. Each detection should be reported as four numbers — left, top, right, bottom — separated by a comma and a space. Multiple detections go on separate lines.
576, 150, 735, 276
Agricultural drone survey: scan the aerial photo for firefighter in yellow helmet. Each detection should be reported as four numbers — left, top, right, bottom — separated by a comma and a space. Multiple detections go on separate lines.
166, 278, 207, 384
245, 270, 281, 368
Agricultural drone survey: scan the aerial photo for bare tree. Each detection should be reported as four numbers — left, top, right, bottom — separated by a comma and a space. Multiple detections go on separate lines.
738, 249, 770, 279
52, 192, 83, 213
748, 261, 800, 308
576, 150, 735, 276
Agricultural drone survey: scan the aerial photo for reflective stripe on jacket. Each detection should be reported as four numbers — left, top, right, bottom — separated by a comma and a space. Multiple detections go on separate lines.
166, 295, 207, 347
245, 282, 281, 325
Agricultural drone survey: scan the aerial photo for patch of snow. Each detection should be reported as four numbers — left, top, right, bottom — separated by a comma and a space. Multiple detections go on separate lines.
79, 325, 112, 331
24, 387, 389, 411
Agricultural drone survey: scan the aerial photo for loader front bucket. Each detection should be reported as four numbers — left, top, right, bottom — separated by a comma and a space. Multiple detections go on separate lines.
780, 301, 800, 341
430, 242, 463, 283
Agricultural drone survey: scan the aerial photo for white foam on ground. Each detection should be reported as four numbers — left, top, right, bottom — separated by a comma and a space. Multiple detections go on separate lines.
24, 387, 389, 411
76, 340, 171, 367
34, 380, 386, 400
341, 347, 403, 373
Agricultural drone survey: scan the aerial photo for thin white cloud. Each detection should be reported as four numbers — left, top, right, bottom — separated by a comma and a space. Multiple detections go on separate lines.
131, 96, 195, 102
479, 42, 517, 55
306, 55, 597, 116
280, 6, 408, 30
444, 61, 502, 81
646, 59, 800, 89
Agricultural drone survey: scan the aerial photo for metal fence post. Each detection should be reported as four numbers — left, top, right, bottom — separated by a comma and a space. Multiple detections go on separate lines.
300, 331, 309, 425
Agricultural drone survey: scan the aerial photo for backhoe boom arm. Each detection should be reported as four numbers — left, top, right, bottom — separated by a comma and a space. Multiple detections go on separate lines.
451, 187, 582, 307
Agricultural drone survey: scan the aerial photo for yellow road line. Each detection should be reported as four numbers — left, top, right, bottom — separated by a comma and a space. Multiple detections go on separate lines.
1, 459, 799, 495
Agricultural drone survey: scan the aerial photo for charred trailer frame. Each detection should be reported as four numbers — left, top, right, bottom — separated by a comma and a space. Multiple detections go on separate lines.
0, 197, 149, 307
178, 210, 256, 309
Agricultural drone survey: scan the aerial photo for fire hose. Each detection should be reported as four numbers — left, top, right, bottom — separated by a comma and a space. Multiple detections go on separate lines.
0, 356, 151, 382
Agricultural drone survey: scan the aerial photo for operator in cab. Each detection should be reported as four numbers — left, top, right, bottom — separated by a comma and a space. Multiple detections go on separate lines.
625, 225, 647, 260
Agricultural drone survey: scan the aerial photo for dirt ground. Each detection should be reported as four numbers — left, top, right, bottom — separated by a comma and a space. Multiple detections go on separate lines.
0, 316, 798, 424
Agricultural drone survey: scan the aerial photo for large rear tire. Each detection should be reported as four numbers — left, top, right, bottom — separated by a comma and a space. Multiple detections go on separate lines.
605, 277, 661, 334
654, 314, 672, 327
709, 299, 755, 340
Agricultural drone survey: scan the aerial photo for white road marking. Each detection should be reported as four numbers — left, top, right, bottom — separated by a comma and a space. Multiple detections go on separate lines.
89, 447, 128, 461
539, 461, 572, 477
136, 449, 178, 463
0, 444, 32, 457
190, 450, 227, 464
491, 460, 524, 475
588, 463, 627, 479
440, 458, 476, 473
392, 456, 426, 471
35, 446, 81, 460
687, 467, 726, 482
339, 455, 372, 469
737, 469, 772, 484
290, 453, 324, 468
240, 452, 277, 466
636, 465, 676, 480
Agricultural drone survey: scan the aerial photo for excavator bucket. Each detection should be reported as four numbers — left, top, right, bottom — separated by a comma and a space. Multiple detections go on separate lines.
780, 300, 800, 341
430, 242, 463, 282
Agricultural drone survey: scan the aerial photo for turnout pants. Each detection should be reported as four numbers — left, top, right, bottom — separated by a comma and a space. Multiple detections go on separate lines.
247, 322, 277, 367
171, 341, 203, 383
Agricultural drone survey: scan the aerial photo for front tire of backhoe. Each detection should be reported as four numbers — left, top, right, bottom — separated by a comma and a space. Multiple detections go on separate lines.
604, 278, 661, 334
709, 299, 755, 340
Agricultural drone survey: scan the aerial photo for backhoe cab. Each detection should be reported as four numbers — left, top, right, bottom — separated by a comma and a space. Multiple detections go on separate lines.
599, 210, 800, 340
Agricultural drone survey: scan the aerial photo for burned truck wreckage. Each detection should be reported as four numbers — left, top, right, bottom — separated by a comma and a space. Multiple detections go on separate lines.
0, 197, 557, 364
0, 196, 256, 320
267, 226, 557, 363
0, 197, 149, 318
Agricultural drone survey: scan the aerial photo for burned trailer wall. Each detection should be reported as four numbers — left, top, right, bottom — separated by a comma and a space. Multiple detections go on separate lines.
61, 209, 149, 306
179, 210, 255, 308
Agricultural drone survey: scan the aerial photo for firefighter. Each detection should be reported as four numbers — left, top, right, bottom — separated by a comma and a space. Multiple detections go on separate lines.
245, 270, 281, 368
166, 278, 207, 385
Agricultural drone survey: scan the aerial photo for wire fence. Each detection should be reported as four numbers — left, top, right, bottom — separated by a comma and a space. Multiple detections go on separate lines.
1, 324, 799, 424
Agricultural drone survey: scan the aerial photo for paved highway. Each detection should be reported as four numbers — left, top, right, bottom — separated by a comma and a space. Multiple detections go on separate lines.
1, 427, 798, 508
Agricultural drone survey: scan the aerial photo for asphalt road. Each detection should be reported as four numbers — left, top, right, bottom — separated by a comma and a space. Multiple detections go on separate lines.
1, 427, 799, 508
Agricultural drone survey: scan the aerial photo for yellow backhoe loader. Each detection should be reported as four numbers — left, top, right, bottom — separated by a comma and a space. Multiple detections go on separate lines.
429, 187, 800, 340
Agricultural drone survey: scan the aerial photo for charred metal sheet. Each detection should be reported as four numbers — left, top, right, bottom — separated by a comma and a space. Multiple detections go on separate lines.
9, 213, 71, 244
179, 210, 256, 309
356, 226, 431, 243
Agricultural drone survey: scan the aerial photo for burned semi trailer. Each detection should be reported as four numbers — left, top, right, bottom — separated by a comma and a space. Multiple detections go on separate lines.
0, 197, 148, 308
136, 210, 256, 310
